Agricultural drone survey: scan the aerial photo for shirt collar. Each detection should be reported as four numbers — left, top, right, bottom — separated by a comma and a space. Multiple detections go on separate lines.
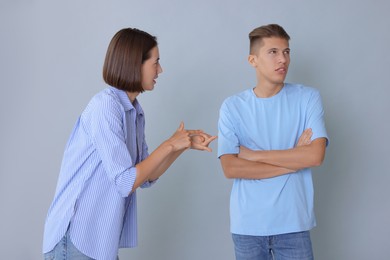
109, 87, 144, 116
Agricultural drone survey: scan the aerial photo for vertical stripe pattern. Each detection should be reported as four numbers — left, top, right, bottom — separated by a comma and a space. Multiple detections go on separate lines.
43, 87, 152, 260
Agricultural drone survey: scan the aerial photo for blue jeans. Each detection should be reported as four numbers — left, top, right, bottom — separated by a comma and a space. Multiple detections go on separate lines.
43, 229, 119, 260
232, 231, 314, 260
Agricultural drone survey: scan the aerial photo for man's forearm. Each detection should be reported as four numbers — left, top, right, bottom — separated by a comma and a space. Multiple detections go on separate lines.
220, 154, 294, 180
240, 138, 327, 171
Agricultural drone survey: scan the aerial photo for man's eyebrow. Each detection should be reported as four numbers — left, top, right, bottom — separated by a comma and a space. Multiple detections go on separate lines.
267, 47, 290, 51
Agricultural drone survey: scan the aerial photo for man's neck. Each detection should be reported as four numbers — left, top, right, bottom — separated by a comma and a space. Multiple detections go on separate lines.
253, 83, 284, 98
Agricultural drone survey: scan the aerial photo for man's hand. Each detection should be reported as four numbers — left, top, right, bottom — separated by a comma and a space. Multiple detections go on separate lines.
239, 128, 313, 161
296, 128, 312, 147
238, 146, 256, 161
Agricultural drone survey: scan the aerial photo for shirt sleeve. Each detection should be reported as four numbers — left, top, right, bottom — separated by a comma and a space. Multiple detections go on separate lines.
84, 95, 136, 197
140, 179, 156, 188
306, 89, 329, 146
138, 123, 157, 188
218, 100, 240, 158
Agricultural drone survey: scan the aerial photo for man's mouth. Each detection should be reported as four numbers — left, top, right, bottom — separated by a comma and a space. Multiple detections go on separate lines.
276, 67, 287, 73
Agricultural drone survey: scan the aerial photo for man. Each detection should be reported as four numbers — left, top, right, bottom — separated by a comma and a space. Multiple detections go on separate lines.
218, 24, 328, 260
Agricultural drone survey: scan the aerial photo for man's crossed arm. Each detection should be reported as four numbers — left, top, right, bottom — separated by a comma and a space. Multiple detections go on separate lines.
220, 129, 327, 180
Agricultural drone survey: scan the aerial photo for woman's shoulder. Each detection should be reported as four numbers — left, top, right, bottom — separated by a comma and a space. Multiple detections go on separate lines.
83, 88, 124, 116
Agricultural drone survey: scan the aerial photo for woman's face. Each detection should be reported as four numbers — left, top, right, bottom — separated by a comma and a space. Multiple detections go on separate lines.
141, 46, 163, 91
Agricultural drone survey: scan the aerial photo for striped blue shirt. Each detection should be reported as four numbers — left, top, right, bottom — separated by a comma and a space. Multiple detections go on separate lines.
43, 87, 154, 260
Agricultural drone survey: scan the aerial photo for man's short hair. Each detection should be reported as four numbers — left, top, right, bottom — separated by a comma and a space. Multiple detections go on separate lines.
249, 24, 290, 54
103, 28, 157, 93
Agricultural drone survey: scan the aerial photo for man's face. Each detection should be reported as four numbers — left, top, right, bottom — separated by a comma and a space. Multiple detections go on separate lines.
249, 37, 290, 87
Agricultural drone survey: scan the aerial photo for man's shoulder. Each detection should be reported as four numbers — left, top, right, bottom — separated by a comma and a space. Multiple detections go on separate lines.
223, 88, 252, 104
284, 83, 320, 97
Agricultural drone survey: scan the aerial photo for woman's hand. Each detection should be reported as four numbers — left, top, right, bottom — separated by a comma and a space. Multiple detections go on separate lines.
167, 122, 217, 152
166, 122, 193, 152
190, 132, 217, 152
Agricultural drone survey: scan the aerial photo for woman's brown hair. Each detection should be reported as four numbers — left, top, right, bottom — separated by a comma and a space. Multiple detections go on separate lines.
103, 28, 157, 93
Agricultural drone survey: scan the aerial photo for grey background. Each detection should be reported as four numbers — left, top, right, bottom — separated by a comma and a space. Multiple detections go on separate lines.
1, 0, 389, 259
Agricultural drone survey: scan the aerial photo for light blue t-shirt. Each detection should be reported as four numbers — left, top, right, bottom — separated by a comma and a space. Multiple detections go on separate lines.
218, 83, 328, 236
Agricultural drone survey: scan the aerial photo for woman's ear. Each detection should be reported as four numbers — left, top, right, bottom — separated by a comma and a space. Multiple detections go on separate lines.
248, 54, 257, 67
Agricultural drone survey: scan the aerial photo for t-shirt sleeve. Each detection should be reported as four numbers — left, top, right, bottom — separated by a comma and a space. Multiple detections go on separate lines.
306, 90, 329, 145
217, 101, 240, 158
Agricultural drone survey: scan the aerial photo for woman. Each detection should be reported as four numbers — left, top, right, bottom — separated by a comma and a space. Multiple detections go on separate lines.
43, 28, 216, 260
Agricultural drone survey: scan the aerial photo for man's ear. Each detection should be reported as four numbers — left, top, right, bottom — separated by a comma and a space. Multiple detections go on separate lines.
248, 54, 257, 67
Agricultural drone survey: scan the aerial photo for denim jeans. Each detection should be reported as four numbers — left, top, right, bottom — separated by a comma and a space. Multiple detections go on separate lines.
232, 231, 314, 260
43, 229, 119, 260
